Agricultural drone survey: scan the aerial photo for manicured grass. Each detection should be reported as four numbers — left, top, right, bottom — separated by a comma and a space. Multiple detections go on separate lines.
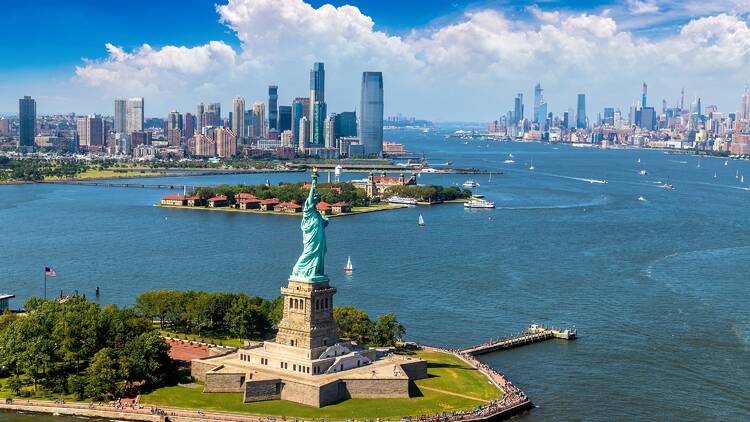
156, 203, 403, 217
160, 330, 245, 348
140, 350, 501, 418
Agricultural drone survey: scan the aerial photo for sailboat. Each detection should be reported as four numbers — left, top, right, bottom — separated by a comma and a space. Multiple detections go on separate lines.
725, 160, 729, 166
696, 159, 701, 169
637, 157, 641, 164
529, 159, 535, 171
736, 170, 740, 179
714, 172, 717, 179
742, 174, 745, 184
344, 256, 353, 273
418, 214, 425, 227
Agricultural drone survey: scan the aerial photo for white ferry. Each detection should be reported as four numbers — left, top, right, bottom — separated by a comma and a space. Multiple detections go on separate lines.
387, 196, 418, 205
462, 180, 480, 188
464, 199, 495, 209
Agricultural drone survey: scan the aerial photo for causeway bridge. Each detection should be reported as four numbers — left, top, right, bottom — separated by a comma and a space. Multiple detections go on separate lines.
41, 180, 202, 190
462, 324, 577, 356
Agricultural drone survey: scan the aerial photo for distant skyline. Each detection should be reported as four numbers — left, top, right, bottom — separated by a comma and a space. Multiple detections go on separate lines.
2, 0, 750, 120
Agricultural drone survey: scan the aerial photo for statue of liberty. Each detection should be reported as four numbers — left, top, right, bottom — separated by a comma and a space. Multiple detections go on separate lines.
291, 170, 329, 281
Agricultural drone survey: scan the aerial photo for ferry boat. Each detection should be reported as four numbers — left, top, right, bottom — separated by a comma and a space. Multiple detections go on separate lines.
503, 159, 516, 164
344, 256, 353, 273
462, 180, 480, 188
387, 196, 417, 205
464, 199, 496, 209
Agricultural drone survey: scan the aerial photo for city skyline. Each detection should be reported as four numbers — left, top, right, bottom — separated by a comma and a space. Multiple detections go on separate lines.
2, 0, 750, 120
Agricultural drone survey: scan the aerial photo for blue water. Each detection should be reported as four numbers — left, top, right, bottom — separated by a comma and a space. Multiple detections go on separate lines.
2, 128, 749, 420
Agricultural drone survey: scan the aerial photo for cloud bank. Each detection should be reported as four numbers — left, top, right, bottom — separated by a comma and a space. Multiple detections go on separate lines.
74, 0, 750, 120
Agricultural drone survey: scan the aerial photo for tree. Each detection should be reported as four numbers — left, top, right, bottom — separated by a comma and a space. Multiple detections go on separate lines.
6, 376, 22, 395
371, 313, 405, 347
226, 295, 262, 340
84, 348, 120, 400
334, 306, 372, 344
120, 331, 172, 385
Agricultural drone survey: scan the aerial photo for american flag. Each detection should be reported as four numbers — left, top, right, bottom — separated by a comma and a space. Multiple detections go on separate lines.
44, 267, 57, 277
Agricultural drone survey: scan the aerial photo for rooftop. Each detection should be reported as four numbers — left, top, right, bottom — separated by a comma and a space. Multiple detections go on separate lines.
0, 294, 15, 300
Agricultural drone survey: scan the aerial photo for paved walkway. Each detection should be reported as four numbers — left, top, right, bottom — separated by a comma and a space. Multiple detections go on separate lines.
419, 386, 490, 403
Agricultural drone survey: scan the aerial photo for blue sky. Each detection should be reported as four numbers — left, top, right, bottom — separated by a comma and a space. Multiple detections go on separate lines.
1, 0, 748, 120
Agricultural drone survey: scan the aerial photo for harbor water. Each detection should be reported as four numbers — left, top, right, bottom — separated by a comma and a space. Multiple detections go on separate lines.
1, 128, 749, 420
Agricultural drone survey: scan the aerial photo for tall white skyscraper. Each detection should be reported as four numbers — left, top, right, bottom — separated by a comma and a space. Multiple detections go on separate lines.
126, 97, 144, 135
740, 85, 750, 122
114, 99, 126, 134
253, 101, 266, 138
232, 96, 245, 141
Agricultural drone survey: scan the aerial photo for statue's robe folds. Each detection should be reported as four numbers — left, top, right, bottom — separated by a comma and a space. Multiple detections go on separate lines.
291, 178, 328, 280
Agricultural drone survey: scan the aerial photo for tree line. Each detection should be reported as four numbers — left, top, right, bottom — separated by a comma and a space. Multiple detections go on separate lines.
386, 184, 470, 202
0, 297, 172, 400
0, 158, 88, 181
191, 182, 372, 207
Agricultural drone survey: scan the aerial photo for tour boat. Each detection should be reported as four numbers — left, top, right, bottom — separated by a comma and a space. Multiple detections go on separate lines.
387, 196, 417, 205
462, 180, 480, 188
344, 256, 353, 273
464, 199, 496, 209
639, 170, 648, 176
418, 214, 425, 226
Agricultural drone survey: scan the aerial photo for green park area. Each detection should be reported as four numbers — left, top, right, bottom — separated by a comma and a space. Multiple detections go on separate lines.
140, 350, 501, 419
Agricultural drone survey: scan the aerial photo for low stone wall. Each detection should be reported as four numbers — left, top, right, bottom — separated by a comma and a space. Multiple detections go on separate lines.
343, 378, 410, 399
0, 403, 158, 421
244, 379, 282, 402
204, 368, 246, 393
279, 378, 327, 407
190, 359, 220, 383
399, 359, 428, 380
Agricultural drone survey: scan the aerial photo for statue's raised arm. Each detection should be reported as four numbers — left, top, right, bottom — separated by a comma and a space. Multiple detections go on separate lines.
291, 170, 329, 282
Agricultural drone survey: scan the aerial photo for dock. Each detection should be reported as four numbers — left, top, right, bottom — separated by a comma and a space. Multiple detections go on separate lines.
462, 324, 576, 356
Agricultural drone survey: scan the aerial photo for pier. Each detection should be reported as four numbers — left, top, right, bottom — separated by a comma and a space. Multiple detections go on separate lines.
463, 324, 577, 356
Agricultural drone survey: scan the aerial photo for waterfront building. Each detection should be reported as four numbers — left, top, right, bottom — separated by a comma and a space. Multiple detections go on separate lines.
309, 62, 326, 146
268, 86, 278, 131
353, 172, 417, 197
278, 105, 292, 133
576, 94, 586, 129
76, 115, 105, 148
383, 141, 406, 155
215, 127, 237, 158
292, 97, 310, 147
253, 101, 266, 138
114, 99, 126, 134
232, 96, 246, 141
126, 97, 144, 135
19, 96, 36, 152
359, 71, 384, 156
0, 294, 15, 312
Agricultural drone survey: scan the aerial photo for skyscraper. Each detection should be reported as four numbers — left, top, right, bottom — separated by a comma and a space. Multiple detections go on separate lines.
513, 94, 524, 124
741, 85, 750, 122
309, 63, 326, 146
278, 106, 292, 133
292, 97, 310, 147
642, 81, 648, 108
603, 107, 615, 126
126, 97, 144, 135
533, 83, 543, 124
205, 103, 221, 127
359, 71, 384, 156
76, 115, 105, 148
183, 113, 195, 138
324, 113, 336, 148
334, 111, 357, 139
19, 96, 36, 152
576, 94, 586, 129
215, 127, 237, 158
232, 96, 245, 141
298, 116, 309, 152
196, 103, 205, 133
252, 101, 266, 138
268, 86, 278, 131
114, 99, 126, 133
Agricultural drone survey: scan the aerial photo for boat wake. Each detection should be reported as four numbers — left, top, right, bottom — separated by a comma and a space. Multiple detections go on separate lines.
495, 195, 610, 210
528, 170, 608, 185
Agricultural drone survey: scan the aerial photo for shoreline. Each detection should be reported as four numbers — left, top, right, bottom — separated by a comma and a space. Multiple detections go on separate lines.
155, 203, 408, 217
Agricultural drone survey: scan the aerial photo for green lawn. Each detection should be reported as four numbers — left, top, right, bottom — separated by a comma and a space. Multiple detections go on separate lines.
140, 350, 501, 419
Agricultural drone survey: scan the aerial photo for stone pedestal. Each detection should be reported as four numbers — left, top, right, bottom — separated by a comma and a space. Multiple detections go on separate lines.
275, 278, 338, 356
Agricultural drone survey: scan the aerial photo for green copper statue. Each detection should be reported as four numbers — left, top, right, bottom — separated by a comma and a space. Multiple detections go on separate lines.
291, 170, 329, 282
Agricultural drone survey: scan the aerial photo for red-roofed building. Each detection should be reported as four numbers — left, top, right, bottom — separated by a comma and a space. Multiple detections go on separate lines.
315, 201, 332, 215
161, 194, 187, 206
277, 201, 302, 213
186, 196, 205, 207
353, 172, 417, 197
238, 198, 261, 210
331, 201, 351, 214
260, 198, 280, 211
208, 195, 229, 207
235, 193, 257, 202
